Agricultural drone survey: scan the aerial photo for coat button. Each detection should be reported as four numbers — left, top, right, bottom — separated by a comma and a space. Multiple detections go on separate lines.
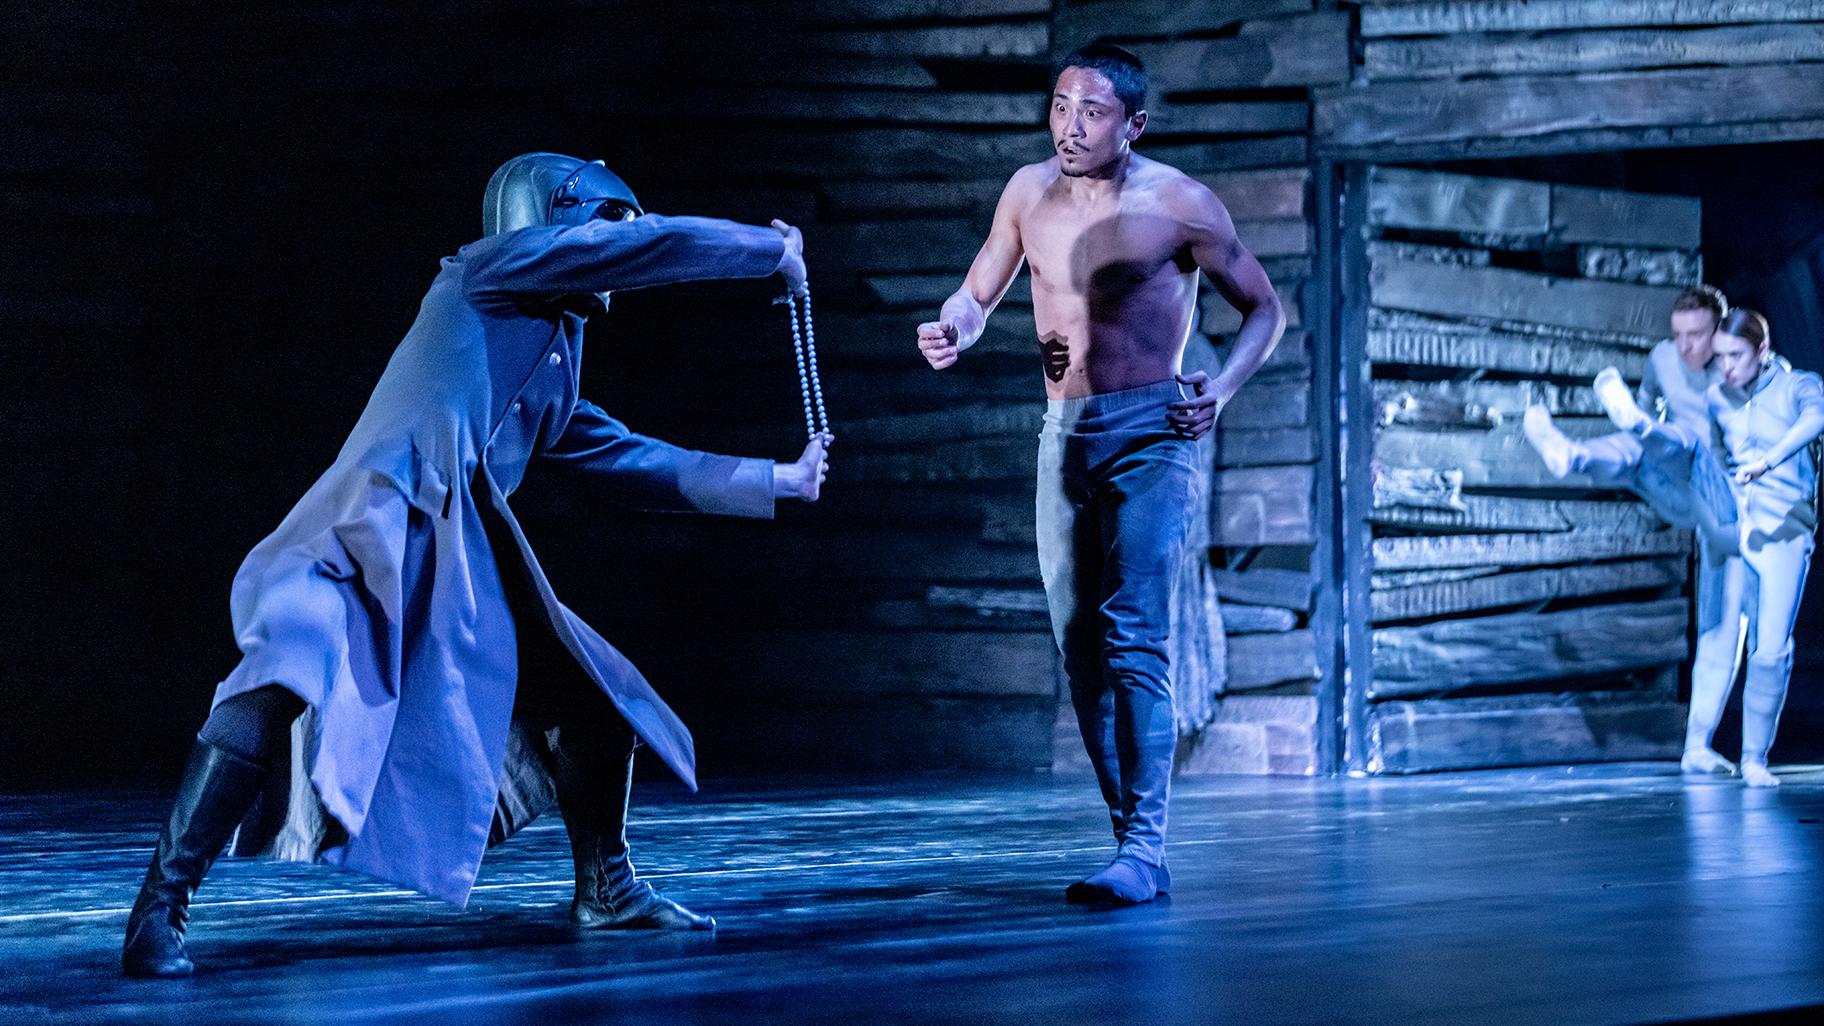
511, 401, 523, 414
548, 352, 562, 366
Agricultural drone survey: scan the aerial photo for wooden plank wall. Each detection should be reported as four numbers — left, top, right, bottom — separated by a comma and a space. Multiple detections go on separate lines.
1317, 1, 1824, 161
569, 0, 1348, 774
1357, 165, 1697, 772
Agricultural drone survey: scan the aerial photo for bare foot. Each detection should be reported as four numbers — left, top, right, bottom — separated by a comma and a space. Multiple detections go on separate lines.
1742, 761, 1780, 788
1680, 747, 1737, 776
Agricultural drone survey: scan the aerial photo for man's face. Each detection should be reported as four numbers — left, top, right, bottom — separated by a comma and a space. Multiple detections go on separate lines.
1713, 330, 1768, 390
1051, 66, 1143, 178
1670, 309, 1718, 367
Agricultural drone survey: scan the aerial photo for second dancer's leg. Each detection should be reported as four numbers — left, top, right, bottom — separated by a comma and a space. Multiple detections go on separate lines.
1739, 532, 1813, 788
1684, 549, 1748, 775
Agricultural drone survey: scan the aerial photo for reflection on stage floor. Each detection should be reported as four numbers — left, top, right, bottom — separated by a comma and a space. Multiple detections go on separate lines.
3, 763, 1822, 1025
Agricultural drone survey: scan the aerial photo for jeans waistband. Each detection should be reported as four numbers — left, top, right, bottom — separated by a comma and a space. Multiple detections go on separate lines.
1043, 379, 1187, 431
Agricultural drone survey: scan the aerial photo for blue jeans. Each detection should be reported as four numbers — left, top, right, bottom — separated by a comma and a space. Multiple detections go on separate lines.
1576, 424, 1737, 553
1036, 380, 1201, 867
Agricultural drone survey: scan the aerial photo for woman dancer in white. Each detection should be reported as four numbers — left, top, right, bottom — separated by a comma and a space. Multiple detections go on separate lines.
1596, 309, 1824, 786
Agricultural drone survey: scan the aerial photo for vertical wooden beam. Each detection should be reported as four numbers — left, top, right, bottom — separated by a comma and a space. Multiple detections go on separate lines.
1309, 158, 1345, 776
1336, 162, 1377, 774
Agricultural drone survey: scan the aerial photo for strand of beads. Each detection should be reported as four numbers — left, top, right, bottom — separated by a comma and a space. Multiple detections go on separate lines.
786, 285, 830, 441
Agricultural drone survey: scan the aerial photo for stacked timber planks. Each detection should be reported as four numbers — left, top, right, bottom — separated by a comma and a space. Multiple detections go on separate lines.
1318, 1, 1824, 159
1357, 165, 1699, 772
1052, 0, 1344, 774
591, 1, 1345, 775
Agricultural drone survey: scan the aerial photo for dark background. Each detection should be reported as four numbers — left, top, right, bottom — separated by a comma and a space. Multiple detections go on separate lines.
7, 3, 1824, 788
4, 3, 854, 788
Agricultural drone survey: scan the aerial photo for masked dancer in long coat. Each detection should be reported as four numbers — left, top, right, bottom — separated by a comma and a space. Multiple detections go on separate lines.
122, 153, 830, 978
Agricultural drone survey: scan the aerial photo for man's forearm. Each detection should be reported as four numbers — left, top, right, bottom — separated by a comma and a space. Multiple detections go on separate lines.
1211, 299, 1287, 399
942, 290, 989, 351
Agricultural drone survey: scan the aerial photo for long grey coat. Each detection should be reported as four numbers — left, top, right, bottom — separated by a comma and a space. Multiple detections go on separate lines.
212, 215, 787, 904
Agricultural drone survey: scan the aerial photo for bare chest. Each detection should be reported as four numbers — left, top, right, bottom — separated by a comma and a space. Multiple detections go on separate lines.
1021, 201, 1191, 294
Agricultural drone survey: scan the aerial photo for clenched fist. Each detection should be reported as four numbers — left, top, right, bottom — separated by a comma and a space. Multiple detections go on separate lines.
773, 219, 807, 298
774, 432, 833, 501
917, 320, 960, 370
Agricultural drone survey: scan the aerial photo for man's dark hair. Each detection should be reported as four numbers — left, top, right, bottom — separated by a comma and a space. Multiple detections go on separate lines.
1672, 284, 1728, 323
1054, 43, 1148, 119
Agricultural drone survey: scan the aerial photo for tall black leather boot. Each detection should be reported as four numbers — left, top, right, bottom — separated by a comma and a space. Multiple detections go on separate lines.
122, 739, 269, 978
554, 725, 714, 931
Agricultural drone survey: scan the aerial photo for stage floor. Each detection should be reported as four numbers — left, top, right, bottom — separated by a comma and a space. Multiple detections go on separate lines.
3, 763, 1823, 1025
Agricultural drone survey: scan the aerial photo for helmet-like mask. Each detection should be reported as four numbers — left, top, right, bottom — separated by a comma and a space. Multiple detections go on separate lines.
482, 152, 642, 236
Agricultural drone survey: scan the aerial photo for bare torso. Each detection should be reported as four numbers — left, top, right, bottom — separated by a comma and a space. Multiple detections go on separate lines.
1014, 155, 1200, 400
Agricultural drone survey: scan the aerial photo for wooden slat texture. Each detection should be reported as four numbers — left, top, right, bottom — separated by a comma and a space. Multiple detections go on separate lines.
1218, 327, 1312, 378
1370, 557, 1684, 622
608, 525, 1040, 583
1146, 100, 1310, 137
648, 126, 1050, 179
1365, 23, 1824, 82
1223, 606, 1299, 634
1371, 528, 1690, 572
818, 168, 1306, 220
1552, 183, 1703, 251
1367, 320, 1648, 378
1373, 418, 1618, 490
866, 272, 1034, 308
1360, 0, 1824, 37
1132, 135, 1310, 172
1214, 464, 1315, 545
1317, 63, 1824, 152
809, 20, 1050, 58
648, 89, 1044, 126
819, 179, 1006, 217
1371, 567, 1501, 590
1200, 168, 1310, 221
1367, 166, 1549, 238
1370, 493, 1667, 535
1367, 692, 1685, 773
1371, 305, 1658, 352
1211, 568, 1316, 613
1370, 254, 1688, 337
1226, 380, 1312, 430
1577, 245, 1704, 287
1367, 239, 1492, 269
1370, 598, 1688, 697
1133, 13, 1350, 93
1177, 694, 1318, 775
1373, 379, 1602, 423
1234, 219, 1313, 258
1053, 0, 1314, 48
828, 402, 1043, 447
1228, 629, 1323, 691
1203, 279, 1304, 335
1217, 427, 1317, 467
812, 219, 986, 274
845, 440, 1033, 483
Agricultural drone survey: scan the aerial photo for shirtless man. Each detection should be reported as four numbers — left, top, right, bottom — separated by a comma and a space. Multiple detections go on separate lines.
917, 44, 1285, 904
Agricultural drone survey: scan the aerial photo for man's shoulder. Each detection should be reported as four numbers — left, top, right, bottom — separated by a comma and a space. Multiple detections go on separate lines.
1135, 157, 1219, 214
1006, 160, 1056, 194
